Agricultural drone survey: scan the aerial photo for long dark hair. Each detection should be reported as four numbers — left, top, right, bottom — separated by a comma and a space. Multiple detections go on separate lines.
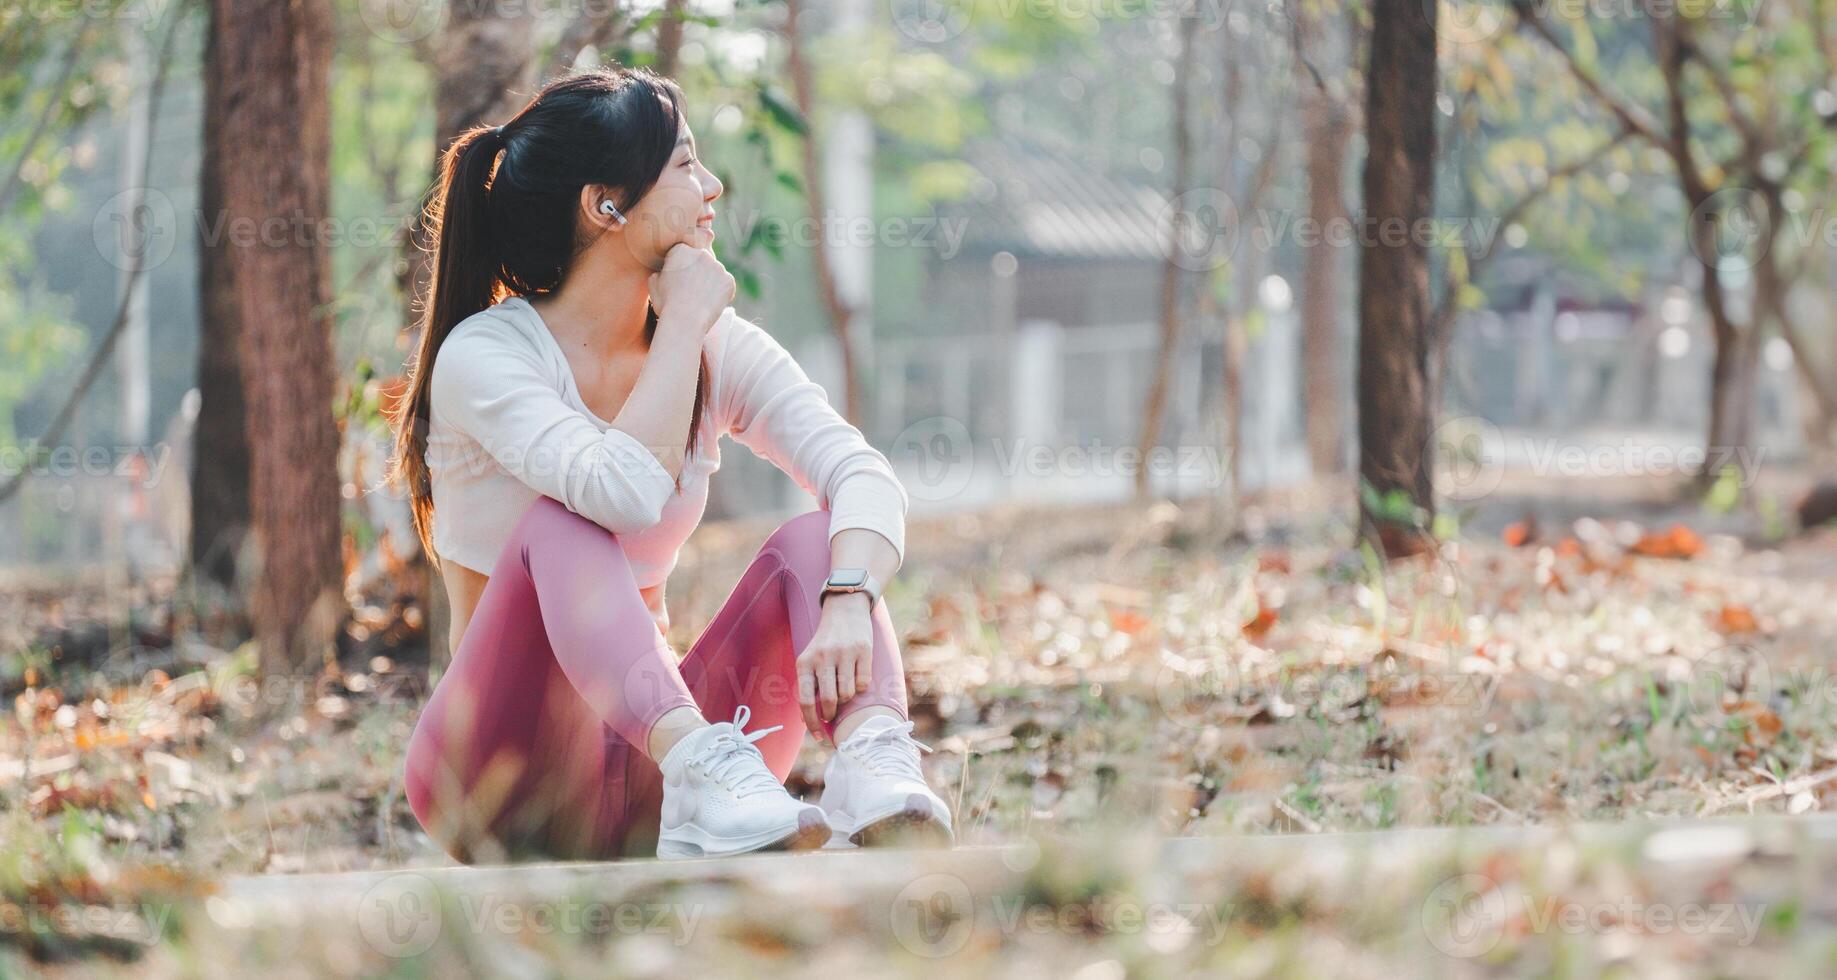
389, 67, 710, 566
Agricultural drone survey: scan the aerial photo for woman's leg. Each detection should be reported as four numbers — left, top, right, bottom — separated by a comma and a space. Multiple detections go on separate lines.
403, 495, 699, 862
685, 508, 909, 771
610, 508, 911, 852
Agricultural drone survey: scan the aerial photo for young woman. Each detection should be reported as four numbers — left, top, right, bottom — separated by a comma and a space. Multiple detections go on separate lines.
386, 67, 952, 862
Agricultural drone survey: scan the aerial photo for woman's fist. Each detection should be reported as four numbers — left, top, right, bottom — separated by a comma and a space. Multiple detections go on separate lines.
648, 244, 734, 339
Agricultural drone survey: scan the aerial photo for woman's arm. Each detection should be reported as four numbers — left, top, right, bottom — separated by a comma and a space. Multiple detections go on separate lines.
714, 315, 910, 570
430, 326, 677, 534
622, 243, 736, 481
797, 526, 901, 736
711, 313, 912, 738
607, 313, 707, 482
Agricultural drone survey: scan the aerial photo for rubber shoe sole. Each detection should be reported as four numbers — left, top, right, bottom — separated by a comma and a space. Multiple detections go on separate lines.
839, 793, 954, 848
657, 808, 832, 860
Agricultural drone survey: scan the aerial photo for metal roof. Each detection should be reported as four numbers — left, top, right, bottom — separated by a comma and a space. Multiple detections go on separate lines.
941, 135, 1171, 262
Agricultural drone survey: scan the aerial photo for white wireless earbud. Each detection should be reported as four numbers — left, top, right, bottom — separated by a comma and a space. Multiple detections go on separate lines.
599, 199, 627, 225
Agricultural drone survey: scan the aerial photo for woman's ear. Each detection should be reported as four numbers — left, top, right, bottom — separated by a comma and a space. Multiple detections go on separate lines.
579, 185, 626, 231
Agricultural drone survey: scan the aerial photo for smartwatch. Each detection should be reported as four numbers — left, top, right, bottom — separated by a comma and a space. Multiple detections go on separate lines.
820, 567, 882, 607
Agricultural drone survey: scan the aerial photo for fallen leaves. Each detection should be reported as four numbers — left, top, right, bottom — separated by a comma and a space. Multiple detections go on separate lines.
1629, 524, 1704, 560
1241, 601, 1279, 640
1715, 603, 1761, 635
1108, 607, 1150, 635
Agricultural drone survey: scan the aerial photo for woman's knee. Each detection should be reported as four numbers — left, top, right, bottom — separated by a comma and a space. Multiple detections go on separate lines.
760, 509, 832, 567
515, 494, 601, 540
513, 494, 634, 568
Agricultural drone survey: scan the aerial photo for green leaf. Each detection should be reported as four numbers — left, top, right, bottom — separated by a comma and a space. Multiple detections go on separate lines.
758, 87, 808, 136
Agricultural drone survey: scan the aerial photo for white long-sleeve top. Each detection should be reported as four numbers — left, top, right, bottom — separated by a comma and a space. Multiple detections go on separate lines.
425, 295, 908, 607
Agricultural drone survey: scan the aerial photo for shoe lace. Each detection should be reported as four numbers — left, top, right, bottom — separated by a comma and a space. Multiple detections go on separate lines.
689, 705, 785, 799
845, 720, 931, 781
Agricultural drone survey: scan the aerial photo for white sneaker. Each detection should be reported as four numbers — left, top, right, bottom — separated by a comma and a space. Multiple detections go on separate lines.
655, 705, 832, 860
819, 715, 954, 847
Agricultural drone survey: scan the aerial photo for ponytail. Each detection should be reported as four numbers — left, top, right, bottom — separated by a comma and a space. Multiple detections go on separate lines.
388, 124, 509, 567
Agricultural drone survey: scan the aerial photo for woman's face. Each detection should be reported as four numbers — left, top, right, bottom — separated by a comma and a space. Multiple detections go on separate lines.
619, 111, 723, 266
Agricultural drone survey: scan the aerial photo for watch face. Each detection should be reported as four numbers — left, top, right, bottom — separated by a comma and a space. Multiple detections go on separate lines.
828, 569, 868, 588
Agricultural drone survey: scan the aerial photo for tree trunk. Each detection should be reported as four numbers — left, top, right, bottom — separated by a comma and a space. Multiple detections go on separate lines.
545, 9, 628, 82
1298, 13, 1352, 478
1700, 185, 1787, 484
401, 7, 536, 338
1777, 304, 1837, 450
654, 0, 688, 76
211, 0, 344, 677
1355, 0, 1438, 558
1135, 15, 1197, 501
189, 2, 251, 589
783, 0, 864, 424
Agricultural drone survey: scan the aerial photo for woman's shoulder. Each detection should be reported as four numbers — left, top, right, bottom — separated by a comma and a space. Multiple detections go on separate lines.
445, 296, 544, 353
429, 298, 554, 409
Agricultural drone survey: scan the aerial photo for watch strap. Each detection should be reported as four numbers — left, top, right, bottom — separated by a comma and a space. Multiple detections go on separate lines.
821, 568, 882, 606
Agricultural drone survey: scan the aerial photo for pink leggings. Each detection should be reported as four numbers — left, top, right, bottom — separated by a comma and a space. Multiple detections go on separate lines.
403, 495, 909, 862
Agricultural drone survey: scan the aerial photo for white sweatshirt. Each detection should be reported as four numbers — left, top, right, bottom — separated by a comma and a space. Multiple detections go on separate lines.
424, 295, 908, 615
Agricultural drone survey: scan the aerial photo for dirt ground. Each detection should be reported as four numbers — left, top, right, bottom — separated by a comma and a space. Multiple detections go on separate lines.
5, 470, 1837, 972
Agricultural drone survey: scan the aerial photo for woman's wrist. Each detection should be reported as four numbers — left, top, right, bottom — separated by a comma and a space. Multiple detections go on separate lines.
654, 308, 721, 346
819, 590, 872, 614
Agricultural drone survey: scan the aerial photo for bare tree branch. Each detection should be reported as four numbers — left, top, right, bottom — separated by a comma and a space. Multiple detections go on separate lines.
1430, 127, 1633, 346
1510, 2, 1668, 147
0, 23, 96, 217
0, 5, 187, 504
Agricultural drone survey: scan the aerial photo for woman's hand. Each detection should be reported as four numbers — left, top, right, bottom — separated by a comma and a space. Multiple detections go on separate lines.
796, 593, 875, 744
641, 583, 670, 637
647, 243, 734, 340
